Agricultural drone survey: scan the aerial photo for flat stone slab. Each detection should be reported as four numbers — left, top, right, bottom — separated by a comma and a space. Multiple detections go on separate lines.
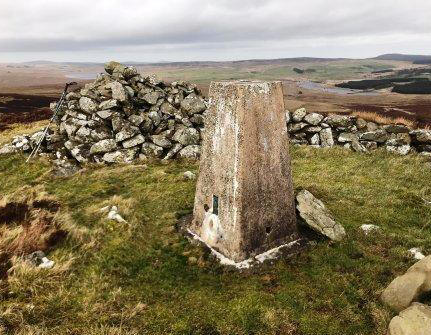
296, 189, 346, 241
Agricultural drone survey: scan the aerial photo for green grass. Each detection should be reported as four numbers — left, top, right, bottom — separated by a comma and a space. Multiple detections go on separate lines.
1, 146, 431, 334
147, 60, 396, 84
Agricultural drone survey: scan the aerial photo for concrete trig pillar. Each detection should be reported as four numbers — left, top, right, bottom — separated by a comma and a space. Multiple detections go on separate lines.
191, 80, 298, 262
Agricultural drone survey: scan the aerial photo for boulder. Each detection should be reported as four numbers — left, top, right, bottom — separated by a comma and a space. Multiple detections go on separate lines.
388, 303, 431, 335
292, 108, 307, 122
381, 256, 431, 312
102, 148, 139, 163
178, 145, 201, 159
308, 133, 320, 146
180, 93, 206, 115
324, 114, 354, 128
304, 113, 324, 126
287, 122, 308, 133
90, 139, 117, 154
141, 142, 164, 158
115, 125, 140, 142
338, 132, 359, 143
0, 144, 18, 155
360, 129, 389, 143
351, 140, 367, 153
79, 97, 98, 114
150, 135, 172, 149
384, 124, 410, 134
386, 145, 411, 156
320, 128, 334, 147
411, 130, 431, 144
172, 127, 200, 146
122, 134, 145, 149
108, 81, 127, 102
296, 190, 346, 241
387, 133, 412, 146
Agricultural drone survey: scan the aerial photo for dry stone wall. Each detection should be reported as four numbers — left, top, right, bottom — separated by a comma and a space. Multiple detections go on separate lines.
286, 108, 431, 156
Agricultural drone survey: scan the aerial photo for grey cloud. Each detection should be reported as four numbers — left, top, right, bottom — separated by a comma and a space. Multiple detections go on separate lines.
0, 0, 430, 61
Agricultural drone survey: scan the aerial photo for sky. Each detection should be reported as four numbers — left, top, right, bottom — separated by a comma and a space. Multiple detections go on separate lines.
0, 0, 430, 63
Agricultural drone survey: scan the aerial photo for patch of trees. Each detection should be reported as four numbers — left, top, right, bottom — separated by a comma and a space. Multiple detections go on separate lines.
293, 68, 317, 74
392, 81, 431, 94
372, 69, 393, 74
336, 78, 429, 90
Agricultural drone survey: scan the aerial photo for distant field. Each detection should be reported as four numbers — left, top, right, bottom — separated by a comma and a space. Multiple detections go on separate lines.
139, 60, 399, 84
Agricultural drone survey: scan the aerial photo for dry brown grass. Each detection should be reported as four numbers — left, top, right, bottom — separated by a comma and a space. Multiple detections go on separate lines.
0, 120, 48, 145
0, 185, 87, 282
351, 111, 416, 128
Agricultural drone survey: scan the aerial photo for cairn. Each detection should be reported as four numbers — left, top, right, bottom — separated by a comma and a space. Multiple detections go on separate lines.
0, 61, 207, 166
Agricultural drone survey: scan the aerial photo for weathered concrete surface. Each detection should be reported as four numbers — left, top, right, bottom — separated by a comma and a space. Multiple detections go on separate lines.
191, 80, 298, 262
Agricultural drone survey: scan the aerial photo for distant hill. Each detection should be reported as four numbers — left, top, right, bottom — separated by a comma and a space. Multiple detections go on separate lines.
374, 54, 431, 64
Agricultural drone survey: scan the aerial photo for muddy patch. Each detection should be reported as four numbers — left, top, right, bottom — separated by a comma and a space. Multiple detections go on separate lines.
0, 189, 67, 280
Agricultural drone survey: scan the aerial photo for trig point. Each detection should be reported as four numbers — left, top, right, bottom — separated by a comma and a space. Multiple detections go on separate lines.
191, 80, 298, 262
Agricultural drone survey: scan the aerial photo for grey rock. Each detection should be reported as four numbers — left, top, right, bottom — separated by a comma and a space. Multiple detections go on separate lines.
90, 139, 117, 154
74, 126, 92, 143
338, 132, 359, 143
102, 148, 139, 163
128, 114, 144, 126
304, 126, 322, 133
366, 122, 379, 132
163, 143, 183, 160
122, 134, 145, 149
0, 144, 18, 155
387, 133, 411, 146
384, 124, 410, 134
296, 190, 346, 241
362, 141, 378, 150
292, 108, 307, 122
180, 93, 206, 115
115, 125, 140, 142
178, 145, 201, 159
287, 122, 308, 133
320, 128, 334, 147
148, 111, 162, 126
324, 114, 353, 128
411, 130, 431, 143
104, 61, 124, 75
308, 133, 320, 146
90, 126, 112, 142
108, 81, 127, 102
351, 140, 367, 153
360, 129, 388, 143
143, 91, 161, 105
69, 143, 91, 163
150, 134, 172, 148
386, 145, 411, 156
304, 113, 324, 126
96, 110, 114, 119
51, 159, 81, 177
183, 171, 196, 180
79, 97, 98, 114
190, 114, 205, 126
99, 99, 119, 110
356, 118, 367, 130
141, 142, 164, 158
172, 127, 200, 146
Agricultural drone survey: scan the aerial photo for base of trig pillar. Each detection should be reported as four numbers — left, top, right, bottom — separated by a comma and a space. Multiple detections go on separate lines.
190, 80, 298, 262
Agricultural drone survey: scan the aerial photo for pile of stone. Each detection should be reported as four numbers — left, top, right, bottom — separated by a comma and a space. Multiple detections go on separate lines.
0, 61, 207, 164
287, 108, 431, 156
